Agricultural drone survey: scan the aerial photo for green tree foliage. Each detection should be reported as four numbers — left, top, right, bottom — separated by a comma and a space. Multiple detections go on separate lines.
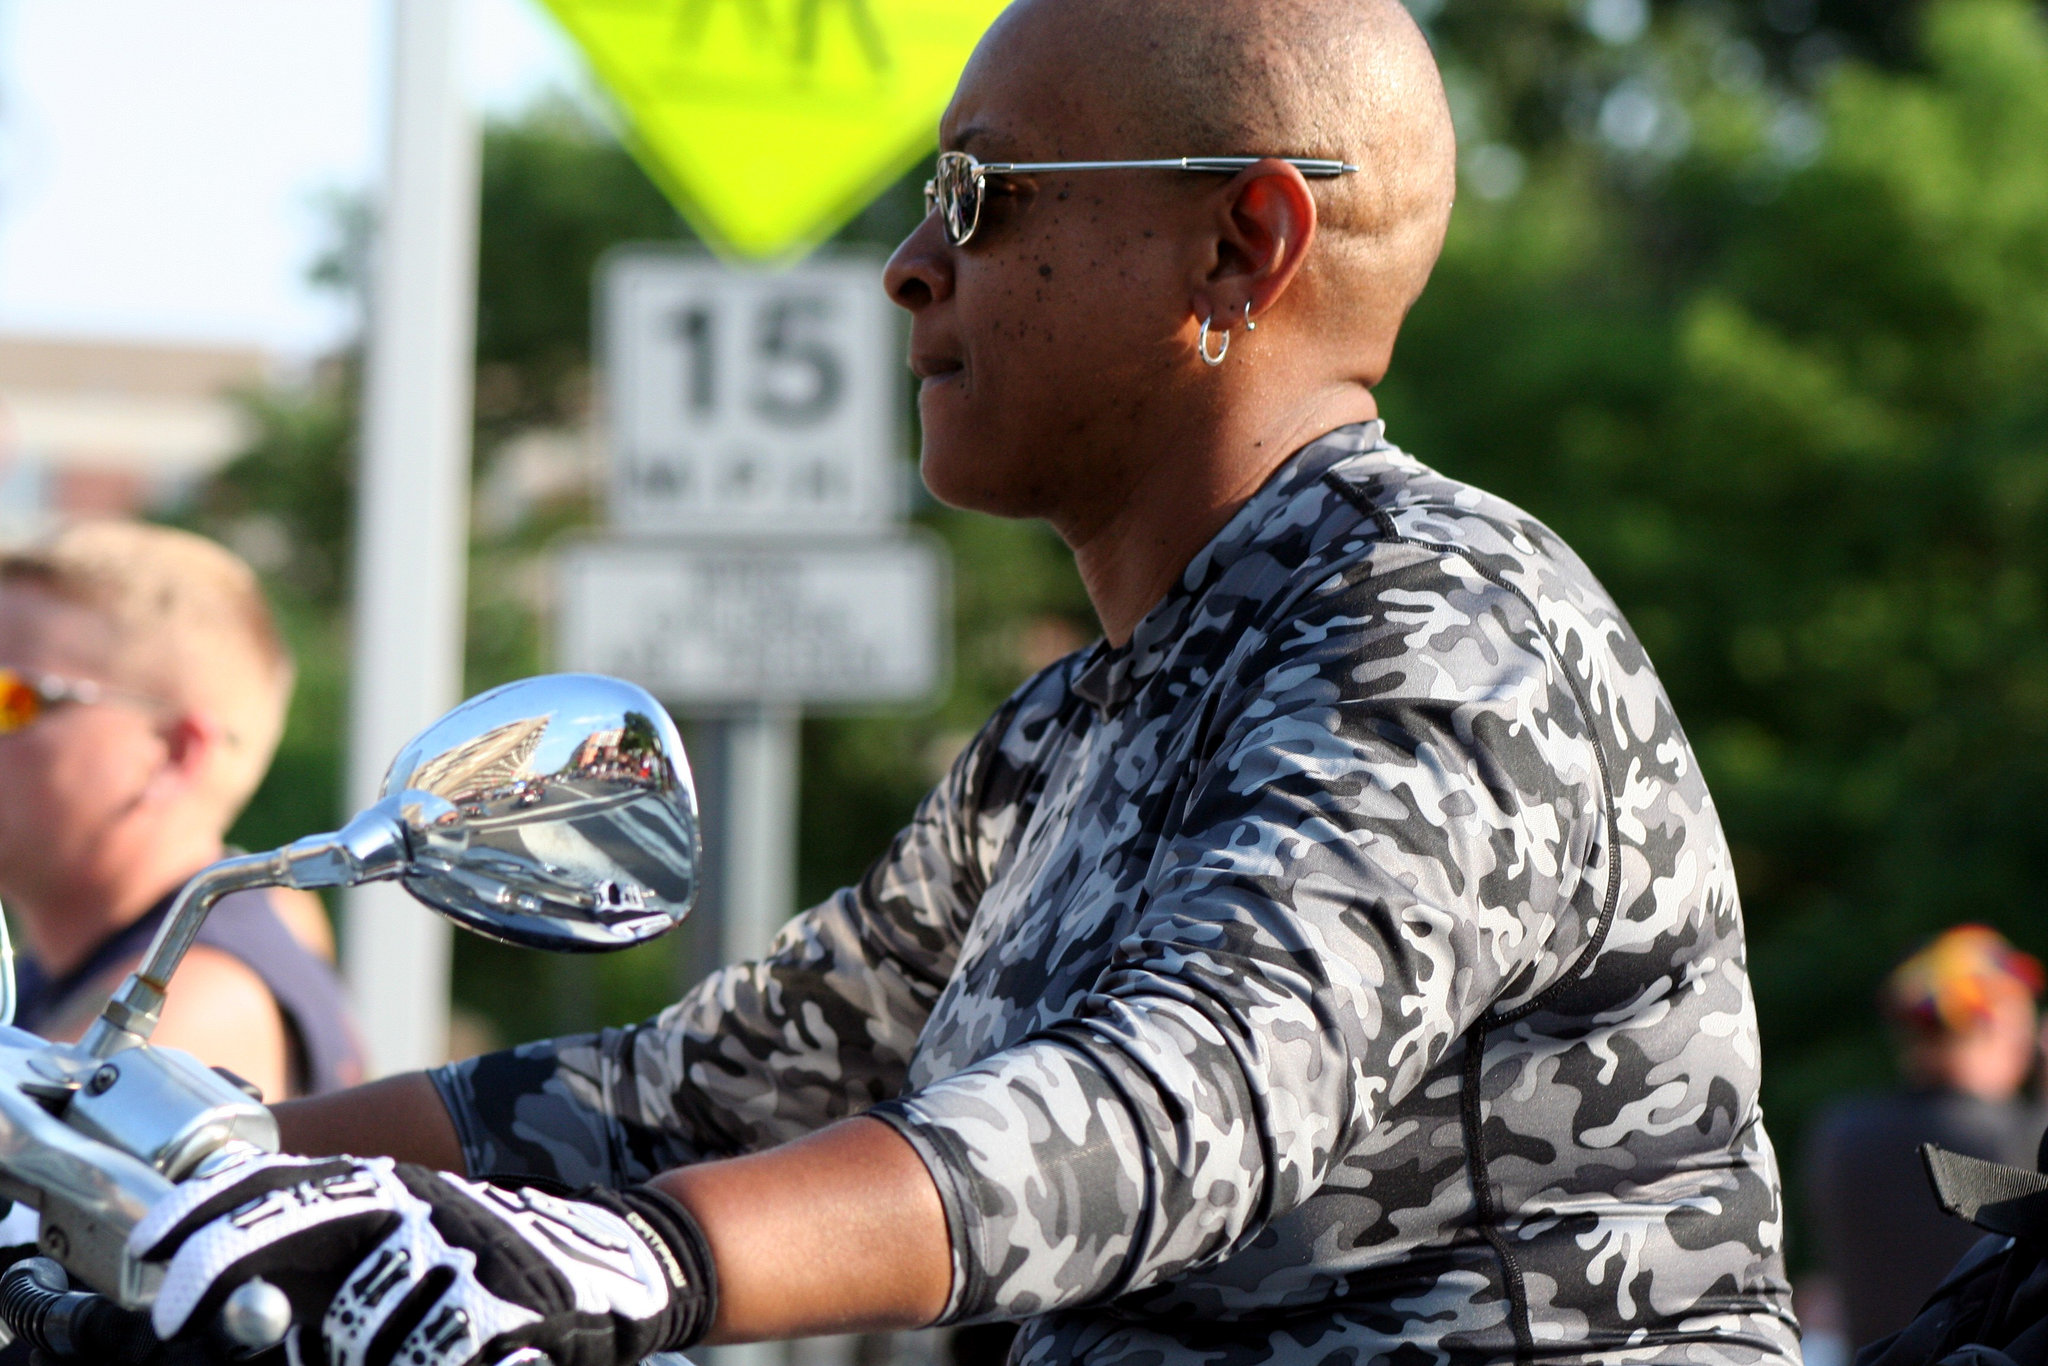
1385, 0, 2048, 1252
473, 97, 686, 436
181, 371, 355, 856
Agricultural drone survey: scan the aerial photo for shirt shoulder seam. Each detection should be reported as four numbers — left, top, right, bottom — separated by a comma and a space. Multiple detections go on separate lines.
1320, 472, 1624, 1019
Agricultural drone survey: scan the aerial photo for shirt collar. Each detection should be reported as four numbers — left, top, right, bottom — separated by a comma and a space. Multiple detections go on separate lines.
1071, 420, 1391, 716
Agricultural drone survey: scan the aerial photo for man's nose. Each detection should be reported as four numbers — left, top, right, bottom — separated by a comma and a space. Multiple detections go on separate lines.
884, 212, 954, 312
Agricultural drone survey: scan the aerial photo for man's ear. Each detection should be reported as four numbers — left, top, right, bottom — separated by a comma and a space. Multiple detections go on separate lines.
1192, 159, 1320, 328
144, 709, 225, 808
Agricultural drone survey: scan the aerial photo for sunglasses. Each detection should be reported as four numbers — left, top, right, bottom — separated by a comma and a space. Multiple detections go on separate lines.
0, 667, 167, 735
923, 149, 1360, 247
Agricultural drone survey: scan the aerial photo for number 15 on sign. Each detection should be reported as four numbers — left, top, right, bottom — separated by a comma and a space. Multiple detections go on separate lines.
602, 252, 903, 536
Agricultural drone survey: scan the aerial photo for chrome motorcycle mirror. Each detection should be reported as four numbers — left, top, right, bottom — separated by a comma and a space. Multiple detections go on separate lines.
376, 672, 699, 950
81, 674, 698, 1059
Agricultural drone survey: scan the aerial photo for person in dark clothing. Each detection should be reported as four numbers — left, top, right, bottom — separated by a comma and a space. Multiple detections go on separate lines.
9, 886, 362, 1098
0, 521, 363, 1099
1808, 925, 2048, 1352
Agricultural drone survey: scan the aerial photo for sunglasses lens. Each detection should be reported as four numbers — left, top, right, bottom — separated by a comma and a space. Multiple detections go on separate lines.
934, 152, 980, 244
0, 671, 40, 734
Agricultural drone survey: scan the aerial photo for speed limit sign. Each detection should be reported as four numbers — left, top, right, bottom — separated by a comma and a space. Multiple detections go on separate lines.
601, 251, 903, 537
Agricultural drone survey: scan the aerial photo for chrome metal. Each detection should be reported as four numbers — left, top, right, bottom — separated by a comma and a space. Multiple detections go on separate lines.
380, 673, 699, 951
60, 1049, 276, 1180
1243, 301, 1257, 332
977, 155, 1358, 176
0, 1026, 171, 1304
81, 810, 410, 1058
1198, 315, 1230, 366
82, 673, 696, 1057
925, 150, 1361, 246
221, 1277, 292, 1352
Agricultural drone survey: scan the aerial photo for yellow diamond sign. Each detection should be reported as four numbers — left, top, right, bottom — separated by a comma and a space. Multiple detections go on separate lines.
540, 0, 1010, 260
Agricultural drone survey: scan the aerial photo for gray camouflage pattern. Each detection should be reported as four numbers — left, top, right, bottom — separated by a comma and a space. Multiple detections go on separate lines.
434, 423, 1801, 1366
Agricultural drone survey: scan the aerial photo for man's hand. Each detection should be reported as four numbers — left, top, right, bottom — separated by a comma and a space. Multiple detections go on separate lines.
127, 1152, 715, 1366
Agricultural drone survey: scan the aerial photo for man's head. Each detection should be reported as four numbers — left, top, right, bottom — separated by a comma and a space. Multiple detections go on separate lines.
1884, 925, 2044, 1101
886, 0, 1455, 527
0, 522, 294, 908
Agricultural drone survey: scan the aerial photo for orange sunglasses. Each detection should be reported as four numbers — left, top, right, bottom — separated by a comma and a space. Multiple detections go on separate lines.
0, 667, 166, 734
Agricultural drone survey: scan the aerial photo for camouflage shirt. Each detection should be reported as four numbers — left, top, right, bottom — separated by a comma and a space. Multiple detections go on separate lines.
433, 424, 1801, 1366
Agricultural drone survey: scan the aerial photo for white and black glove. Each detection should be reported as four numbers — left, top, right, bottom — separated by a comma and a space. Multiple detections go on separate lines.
128, 1152, 716, 1366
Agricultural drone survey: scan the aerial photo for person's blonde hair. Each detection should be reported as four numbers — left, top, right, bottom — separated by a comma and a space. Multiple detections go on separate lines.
0, 521, 295, 824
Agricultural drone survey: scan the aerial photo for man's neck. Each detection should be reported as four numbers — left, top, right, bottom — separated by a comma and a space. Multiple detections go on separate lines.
6, 832, 225, 980
1064, 385, 1377, 645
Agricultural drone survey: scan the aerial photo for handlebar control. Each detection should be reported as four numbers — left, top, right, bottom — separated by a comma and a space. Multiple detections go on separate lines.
220, 1278, 292, 1353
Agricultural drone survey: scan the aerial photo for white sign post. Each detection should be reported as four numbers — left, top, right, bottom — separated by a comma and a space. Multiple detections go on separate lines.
562, 251, 945, 985
344, 0, 478, 1079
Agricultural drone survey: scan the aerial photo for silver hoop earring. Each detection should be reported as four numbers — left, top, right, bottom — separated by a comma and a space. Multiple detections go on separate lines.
1198, 315, 1230, 366
1242, 301, 1257, 332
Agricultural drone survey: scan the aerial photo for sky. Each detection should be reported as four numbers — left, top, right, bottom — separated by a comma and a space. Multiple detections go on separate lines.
0, 0, 588, 358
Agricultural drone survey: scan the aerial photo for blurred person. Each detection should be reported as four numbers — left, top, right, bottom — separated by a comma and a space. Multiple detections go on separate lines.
0, 521, 363, 1101
124, 3, 1801, 1365
269, 883, 338, 962
1807, 925, 2048, 1352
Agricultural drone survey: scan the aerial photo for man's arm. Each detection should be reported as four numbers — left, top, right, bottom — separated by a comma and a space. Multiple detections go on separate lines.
275, 1071, 953, 1341
274, 1071, 466, 1171
423, 693, 1036, 1186
653, 1117, 951, 1342
238, 694, 1037, 1340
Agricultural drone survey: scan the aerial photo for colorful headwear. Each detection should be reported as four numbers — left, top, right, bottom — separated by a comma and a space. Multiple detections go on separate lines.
1884, 925, 2046, 1035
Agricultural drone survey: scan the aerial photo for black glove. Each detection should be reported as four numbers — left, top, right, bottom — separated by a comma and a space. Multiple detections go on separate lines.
128, 1152, 716, 1366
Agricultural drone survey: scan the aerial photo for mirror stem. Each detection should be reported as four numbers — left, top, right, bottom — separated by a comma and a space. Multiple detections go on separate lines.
82, 855, 284, 1059
81, 806, 413, 1059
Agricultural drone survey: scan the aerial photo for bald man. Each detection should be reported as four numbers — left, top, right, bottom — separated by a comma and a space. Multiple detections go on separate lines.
127, 3, 1801, 1365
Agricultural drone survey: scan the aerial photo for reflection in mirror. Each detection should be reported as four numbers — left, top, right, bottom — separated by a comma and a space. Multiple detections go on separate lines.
381, 674, 699, 951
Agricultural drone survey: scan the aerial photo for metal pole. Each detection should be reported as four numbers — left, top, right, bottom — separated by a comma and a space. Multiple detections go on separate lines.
675, 710, 804, 1366
342, 0, 480, 1079
719, 705, 800, 965
677, 708, 815, 1366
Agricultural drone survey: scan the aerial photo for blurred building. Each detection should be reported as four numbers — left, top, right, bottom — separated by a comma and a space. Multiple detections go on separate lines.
410, 716, 551, 798
0, 334, 268, 540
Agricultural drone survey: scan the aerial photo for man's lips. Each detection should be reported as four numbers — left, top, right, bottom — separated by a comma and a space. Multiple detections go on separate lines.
911, 354, 964, 382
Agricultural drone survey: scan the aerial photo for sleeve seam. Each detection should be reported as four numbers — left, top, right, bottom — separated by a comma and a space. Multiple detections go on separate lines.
865, 1102, 981, 1325
425, 1062, 489, 1180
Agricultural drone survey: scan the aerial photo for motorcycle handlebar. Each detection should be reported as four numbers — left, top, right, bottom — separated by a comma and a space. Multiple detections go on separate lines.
0, 1257, 296, 1363
0, 1256, 159, 1360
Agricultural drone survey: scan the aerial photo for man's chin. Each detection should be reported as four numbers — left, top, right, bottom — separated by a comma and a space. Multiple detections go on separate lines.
917, 441, 1041, 520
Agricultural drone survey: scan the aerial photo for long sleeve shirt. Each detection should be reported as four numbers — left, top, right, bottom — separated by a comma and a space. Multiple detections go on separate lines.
432, 423, 1802, 1366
